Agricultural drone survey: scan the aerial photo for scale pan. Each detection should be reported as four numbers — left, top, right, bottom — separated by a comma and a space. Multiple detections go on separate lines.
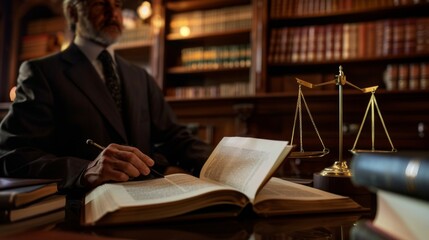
349, 149, 397, 155
288, 150, 329, 159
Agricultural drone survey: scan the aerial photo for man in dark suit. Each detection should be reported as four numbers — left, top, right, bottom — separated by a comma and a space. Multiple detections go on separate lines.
0, 0, 212, 190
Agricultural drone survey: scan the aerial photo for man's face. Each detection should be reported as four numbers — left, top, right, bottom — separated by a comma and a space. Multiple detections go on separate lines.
77, 0, 124, 46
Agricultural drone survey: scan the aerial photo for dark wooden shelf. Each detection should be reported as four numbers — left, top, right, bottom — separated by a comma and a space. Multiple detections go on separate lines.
166, 89, 429, 102
166, 0, 250, 12
270, 3, 429, 26
167, 66, 250, 75
166, 28, 251, 42
268, 53, 429, 68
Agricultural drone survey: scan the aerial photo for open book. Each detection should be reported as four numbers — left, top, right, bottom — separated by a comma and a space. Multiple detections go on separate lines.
83, 137, 364, 226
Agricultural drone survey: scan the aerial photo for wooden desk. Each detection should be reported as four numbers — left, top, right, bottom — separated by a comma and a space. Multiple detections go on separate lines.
1, 182, 375, 240
49, 208, 371, 240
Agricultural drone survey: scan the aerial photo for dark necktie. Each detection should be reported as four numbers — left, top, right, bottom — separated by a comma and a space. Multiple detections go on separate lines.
98, 50, 122, 113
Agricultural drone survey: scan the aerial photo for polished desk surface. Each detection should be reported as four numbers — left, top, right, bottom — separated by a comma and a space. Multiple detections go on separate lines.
48, 209, 373, 240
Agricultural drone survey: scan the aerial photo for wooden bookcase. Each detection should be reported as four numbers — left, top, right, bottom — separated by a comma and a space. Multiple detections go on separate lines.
1, 0, 428, 178
0, 0, 160, 102
162, 0, 256, 98
167, 0, 429, 178
265, 0, 429, 94
0, 0, 65, 102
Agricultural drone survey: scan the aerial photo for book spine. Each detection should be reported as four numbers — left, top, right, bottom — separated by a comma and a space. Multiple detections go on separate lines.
351, 153, 429, 201
0, 193, 16, 209
0, 209, 11, 223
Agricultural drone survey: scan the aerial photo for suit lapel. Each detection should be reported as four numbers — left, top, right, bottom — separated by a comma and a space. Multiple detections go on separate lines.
61, 44, 127, 142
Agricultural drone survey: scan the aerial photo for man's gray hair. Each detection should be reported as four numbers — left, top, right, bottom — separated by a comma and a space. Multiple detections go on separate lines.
63, 0, 84, 32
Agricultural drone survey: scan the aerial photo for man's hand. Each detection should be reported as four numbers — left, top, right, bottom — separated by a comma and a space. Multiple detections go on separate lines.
82, 143, 155, 188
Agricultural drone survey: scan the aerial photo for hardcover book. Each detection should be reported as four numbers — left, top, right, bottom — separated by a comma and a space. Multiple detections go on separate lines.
351, 190, 429, 240
0, 180, 59, 209
351, 152, 429, 201
83, 137, 364, 226
1, 194, 65, 223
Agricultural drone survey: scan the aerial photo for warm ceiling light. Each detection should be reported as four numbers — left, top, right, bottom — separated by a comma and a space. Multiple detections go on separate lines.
137, 1, 152, 20
179, 26, 190, 37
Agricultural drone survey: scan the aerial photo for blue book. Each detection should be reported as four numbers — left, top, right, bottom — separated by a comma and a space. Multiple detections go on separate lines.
351, 152, 429, 201
0, 178, 59, 209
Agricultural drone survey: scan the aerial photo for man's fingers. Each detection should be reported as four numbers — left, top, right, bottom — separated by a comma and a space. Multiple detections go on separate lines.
111, 158, 142, 177
83, 144, 157, 188
106, 144, 154, 175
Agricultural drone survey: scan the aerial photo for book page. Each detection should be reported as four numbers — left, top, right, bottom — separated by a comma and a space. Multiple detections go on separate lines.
254, 177, 347, 203
373, 190, 429, 240
252, 178, 362, 216
200, 137, 291, 202
84, 174, 239, 225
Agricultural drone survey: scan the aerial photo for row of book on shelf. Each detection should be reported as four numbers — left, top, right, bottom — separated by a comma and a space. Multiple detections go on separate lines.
268, 61, 429, 94
19, 16, 67, 61
0, 178, 65, 237
116, 22, 152, 46
271, 0, 429, 18
166, 81, 254, 99
180, 44, 251, 70
383, 62, 429, 91
19, 33, 65, 61
268, 17, 429, 64
350, 151, 429, 239
169, 4, 252, 37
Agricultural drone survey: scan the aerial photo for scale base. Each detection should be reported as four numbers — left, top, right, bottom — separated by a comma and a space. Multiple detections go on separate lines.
313, 163, 375, 209
319, 160, 352, 176
313, 160, 354, 194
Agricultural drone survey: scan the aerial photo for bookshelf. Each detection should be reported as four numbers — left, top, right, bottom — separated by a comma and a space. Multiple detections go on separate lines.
266, 0, 429, 94
0, 1, 65, 102
256, 0, 429, 176
113, 7, 157, 84
19, 17, 66, 61
0, 0, 159, 102
1, 0, 429, 178
162, 0, 255, 99
167, 0, 429, 178
0, 0, 8, 103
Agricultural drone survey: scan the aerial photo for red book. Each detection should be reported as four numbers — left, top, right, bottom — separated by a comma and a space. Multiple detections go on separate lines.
315, 26, 326, 62
392, 19, 406, 55
397, 63, 409, 90
382, 19, 393, 56
365, 22, 376, 58
333, 24, 343, 60
408, 63, 420, 90
299, 26, 309, 62
324, 24, 334, 61
420, 62, 429, 90
404, 18, 417, 54
279, 28, 290, 63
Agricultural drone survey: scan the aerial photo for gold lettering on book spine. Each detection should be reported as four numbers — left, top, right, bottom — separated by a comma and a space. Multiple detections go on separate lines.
405, 159, 420, 192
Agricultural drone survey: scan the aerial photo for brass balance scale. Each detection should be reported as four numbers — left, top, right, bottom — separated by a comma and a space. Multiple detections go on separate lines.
288, 66, 397, 192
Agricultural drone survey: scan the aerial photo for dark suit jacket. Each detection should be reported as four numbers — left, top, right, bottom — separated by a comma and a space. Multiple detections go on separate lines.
0, 43, 212, 189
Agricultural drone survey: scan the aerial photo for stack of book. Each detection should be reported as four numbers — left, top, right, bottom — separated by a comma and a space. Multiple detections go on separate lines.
0, 178, 66, 237
350, 152, 429, 239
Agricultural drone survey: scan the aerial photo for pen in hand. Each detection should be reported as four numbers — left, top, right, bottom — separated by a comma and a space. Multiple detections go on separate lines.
86, 139, 164, 178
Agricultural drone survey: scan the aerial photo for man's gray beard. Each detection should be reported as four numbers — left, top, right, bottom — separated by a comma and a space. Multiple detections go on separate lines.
79, 18, 119, 46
